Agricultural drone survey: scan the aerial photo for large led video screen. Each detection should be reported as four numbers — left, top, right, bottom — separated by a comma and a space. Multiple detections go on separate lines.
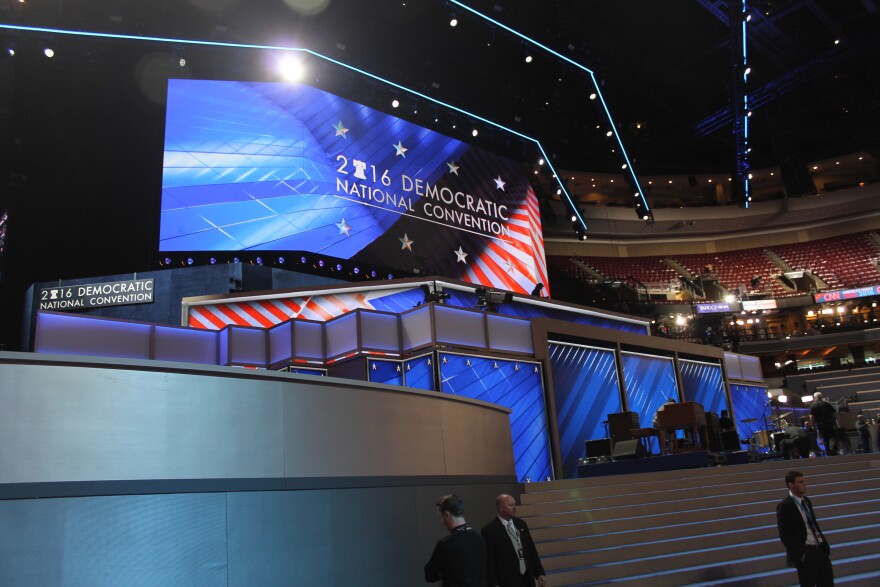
160, 79, 548, 295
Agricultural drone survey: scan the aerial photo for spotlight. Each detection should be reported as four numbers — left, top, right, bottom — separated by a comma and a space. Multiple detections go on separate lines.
538, 158, 544, 165
605, 130, 613, 137
471, 129, 478, 137
233, 256, 240, 263
371, 271, 377, 278
278, 256, 285, 264
589, 93, 597, 100
525, 55, 533, 63
387, 273, 394, 279
256, 257, 263, 265
353, 267, 360, 274
571, 214, 577, 222
278, 55, 304, 81
178, 58, 186, 67
164, 257, 172, 265
209, 257, 217, 265
449, 16, 458, 27
392, 99, 400, 108
318, 259, 324, 267
300, 256, 307, 264
336, 263, 342, 271
43, 47, 55, 58
6, 47, 14, 57
186, 257, 194, 265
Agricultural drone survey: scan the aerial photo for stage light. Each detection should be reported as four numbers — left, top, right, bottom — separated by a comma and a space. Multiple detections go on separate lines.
186, 257, 194, 265
164, 257, 172, 265
538, 158, 544, 165
256, 257, 263, 265
802, 395, 813, 403
621, 164, 627, 169
744, 67, 751, 75
178, 57, 186, 67
605, 130, 613, 137
353, 267, 360, 274
589, 93, 596, 100
579, 233, 586, 241
233, 256, 240, 263
391, 99, 399, 108
43, 47, 55, 58
524, 55, 532, 63
318, 259, 324, 267
278, 256, 285, 264
449, 16, 458, 27
724, 294, 736, 303
300, 256, 307, 263
571, 214, 577, 222
278, 55, 304, 81
387, 273, 394, 279
778, 394, 788, 404
371, 271, 377, 278
336, 263, 342, 271
6, 47, 14, 57
209, 257, 217, 265
471, 129, 478, 137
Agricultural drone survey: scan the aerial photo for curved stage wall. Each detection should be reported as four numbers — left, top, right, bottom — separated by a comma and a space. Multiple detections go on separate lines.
0, 352, 518, 586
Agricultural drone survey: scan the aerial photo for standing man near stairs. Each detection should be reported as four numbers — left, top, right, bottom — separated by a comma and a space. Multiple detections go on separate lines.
482, 494, 546, 587
776, 470, 834, 586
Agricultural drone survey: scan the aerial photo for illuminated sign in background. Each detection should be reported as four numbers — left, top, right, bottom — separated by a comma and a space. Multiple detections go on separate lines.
160, 80, 548, 295
814, 285, 880, 304
39, 279, 155, 311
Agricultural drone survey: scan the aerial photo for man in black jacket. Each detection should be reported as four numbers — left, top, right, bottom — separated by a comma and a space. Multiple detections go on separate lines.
776, 471, 834, 586
482, 494, 546, 587
424, 494, 486, 587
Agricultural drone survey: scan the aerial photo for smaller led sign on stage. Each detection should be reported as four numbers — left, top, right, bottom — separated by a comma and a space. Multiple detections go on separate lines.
160, 79, 548, 295
39, 278, 155, 311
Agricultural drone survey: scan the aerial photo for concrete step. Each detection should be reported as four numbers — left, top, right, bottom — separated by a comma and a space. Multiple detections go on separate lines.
518, 469, 880, 516
540, 513, 880, 571
536, 509, 880, 557
548, 526, 878, 584
523, 486, 880, 529
521, 454, 880, 504
530, 497, 879, 542
551, 536, 880, 586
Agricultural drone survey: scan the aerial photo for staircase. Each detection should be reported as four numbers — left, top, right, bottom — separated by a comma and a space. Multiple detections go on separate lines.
520, 454, 880, 586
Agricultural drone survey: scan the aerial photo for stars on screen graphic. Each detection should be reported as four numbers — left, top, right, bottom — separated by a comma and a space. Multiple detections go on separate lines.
159, 79, 547, 296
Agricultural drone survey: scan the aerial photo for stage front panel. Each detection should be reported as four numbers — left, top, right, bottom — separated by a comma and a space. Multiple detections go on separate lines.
548, 342, 622, 478
679, 360, 728, 417
438, 352, 551, 482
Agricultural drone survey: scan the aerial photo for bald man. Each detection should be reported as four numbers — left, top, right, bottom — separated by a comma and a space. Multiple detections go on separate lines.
481, 494, 546, 587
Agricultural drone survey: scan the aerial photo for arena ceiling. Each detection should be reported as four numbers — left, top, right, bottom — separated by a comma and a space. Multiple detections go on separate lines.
3, 0, 879, 178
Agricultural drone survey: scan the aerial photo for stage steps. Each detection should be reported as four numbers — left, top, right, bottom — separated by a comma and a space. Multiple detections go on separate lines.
520, 453, 880, 586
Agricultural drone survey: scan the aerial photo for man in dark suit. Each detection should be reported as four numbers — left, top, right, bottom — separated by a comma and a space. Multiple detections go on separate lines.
776, 471, 834, 586
810, 392, 838, 455
481, 494, 546, 587
424, 494, 486, 587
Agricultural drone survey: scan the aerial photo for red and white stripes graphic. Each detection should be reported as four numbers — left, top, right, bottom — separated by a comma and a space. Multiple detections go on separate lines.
187, 292, 370, 330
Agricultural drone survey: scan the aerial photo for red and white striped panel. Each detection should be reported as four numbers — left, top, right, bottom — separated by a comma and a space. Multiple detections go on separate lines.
188, 292, 369, 330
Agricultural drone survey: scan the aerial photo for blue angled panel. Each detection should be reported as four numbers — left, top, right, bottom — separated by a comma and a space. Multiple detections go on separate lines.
621, 352, 679, 439
679, 360, 728, 417
404, 354, 435, 391
367, 359, 404, 386
548, 343, 622, 478
729, 384, 770, 442
439, 352, 551, 482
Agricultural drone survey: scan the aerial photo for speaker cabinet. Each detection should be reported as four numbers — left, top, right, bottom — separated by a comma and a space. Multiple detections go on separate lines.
612, 438, 646, 460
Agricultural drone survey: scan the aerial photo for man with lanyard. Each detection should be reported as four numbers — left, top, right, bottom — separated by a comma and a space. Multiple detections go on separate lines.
482, 494, 546, 587
424, 494, 486, 587
776, 471, 834, 586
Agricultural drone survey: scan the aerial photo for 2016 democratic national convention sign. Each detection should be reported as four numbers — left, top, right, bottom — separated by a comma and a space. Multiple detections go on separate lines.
39, 279, 154, 311
159, 79, 548, 295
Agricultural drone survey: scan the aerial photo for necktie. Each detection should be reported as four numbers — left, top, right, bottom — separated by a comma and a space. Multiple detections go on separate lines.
797, 499, 821, 542
507, 522, 526, 574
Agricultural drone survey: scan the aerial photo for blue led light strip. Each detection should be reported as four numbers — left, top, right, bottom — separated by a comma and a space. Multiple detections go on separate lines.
741, 0, 751, 208
448, 0, 652, 224
0, 20, 594, 229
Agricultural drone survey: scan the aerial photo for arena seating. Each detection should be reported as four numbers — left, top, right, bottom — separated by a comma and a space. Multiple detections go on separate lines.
771, 232, 880, 289
521, 454, 880, 586
548, 231, 880, 299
